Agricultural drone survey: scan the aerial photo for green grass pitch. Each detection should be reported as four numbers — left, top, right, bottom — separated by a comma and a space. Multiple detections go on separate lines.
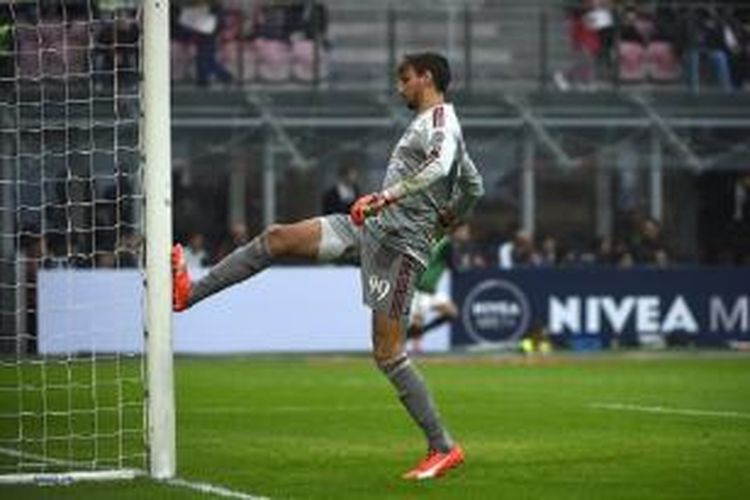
2, 352, 749, 499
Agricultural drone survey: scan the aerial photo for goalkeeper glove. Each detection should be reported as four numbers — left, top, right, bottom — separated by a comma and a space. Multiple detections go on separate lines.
350, 192, 393, 226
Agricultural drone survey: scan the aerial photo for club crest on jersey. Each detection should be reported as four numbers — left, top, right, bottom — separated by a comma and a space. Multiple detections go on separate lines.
432, 106, 444, 127
369, 275, 391, 302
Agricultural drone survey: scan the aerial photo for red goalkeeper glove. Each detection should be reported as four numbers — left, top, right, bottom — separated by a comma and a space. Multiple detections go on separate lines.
350, 192, 392, 226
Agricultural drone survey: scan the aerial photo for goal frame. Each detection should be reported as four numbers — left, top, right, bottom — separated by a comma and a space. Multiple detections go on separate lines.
143, 0, 176, 481
0, 0, 175, 484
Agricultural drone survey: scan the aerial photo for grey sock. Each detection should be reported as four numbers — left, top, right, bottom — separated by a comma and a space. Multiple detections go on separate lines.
383, 354, 454, 453
188, 235, 272, 306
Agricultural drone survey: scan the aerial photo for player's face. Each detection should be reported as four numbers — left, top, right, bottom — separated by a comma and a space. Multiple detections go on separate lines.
397, 66, 426, 110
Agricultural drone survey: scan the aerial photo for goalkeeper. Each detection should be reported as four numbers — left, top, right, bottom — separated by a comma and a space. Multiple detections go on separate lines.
407, 234, 459, 354
172, 52, 484, 480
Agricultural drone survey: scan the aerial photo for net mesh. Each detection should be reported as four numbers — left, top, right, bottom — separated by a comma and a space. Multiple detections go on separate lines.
0, 1, 145, 475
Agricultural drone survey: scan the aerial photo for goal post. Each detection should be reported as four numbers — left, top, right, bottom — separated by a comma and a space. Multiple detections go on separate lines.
0, 0, 175, 484
143, 0, 175, 480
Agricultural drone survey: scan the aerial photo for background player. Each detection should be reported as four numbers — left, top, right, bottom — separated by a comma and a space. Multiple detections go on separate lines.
407, 233, 459, 354
172, 52, 484, 480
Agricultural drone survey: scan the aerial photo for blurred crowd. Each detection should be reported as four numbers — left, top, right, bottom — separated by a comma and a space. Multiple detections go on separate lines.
170, 0, 329, 86
173, 157, 750, 271
556, 0, 750, 91
1, 1, 139, 88
492, 212, 670, 270
7, 0, 750, 91
0, 0, 329, 88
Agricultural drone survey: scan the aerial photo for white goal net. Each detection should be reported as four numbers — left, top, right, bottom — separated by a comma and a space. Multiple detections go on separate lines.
0, 0, 172, 483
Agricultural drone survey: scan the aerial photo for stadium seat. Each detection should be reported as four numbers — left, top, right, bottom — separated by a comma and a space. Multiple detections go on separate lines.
240, 41, 258, 82
217, 40, 259, 82
618, 41, 646, 82
254, 39, 291, 82
291, 39, 327, 82
216, 9, 243, 80
170, 40, 196, 82
646, 41, 681, 82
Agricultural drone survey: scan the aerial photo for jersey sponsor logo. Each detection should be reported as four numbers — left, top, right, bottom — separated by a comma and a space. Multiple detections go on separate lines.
368, 275, 391, 302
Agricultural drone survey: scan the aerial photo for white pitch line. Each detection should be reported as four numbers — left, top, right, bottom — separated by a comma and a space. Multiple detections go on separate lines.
185, 404, 389, 415
589, 403, 750, 420
165, 477, 270, 500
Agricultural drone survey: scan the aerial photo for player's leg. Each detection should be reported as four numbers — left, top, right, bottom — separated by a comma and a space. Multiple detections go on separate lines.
362, 242, 462, 479
178, 218, 321, 308
372, 310, 453, 450
420, 298, 458, 335
372, 309, 464, 480
406, 293, 427, 353
174, 214, 356, 310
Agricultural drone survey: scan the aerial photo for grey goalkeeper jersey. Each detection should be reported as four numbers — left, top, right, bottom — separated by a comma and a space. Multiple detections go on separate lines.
365, 103, 484, 266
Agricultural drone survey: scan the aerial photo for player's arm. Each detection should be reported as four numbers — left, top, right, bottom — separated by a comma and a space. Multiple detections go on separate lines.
382, 127, 457, 203
440, 152, 485, 227
350, 119, 457, 225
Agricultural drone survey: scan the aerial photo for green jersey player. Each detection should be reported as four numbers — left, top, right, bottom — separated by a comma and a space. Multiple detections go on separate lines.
407, 235, 459, 353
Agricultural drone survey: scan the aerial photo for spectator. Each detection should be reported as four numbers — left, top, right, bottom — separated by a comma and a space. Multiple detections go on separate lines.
15, 7, 40, 81
630, 217, 669, 266
251, 0, 294, 81
184, 233, 209, 272
584, 0, 615, 82
647, 6, 682, 82
179, 0, 233, 86
498, 229, 534, 269
97, 14, 140, 89
620, 6, 649, 46
170, 4, 197, 81
594, 236, 616, 265
728, 9, 750, 89
451, 222, 488, 271
215, 6, 244, 81
287, 0, 330, 81
733, 174, 750, 224
686, 7, 736, 91
616, 6, 649, 82
534, 234, 560, 267
322, 163, 360, 215
554, 5, 600, 90
730, 173, 750, 263
215, 222, 251, 262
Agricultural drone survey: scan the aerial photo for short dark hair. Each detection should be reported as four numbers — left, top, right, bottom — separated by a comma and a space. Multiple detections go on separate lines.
398, 52, 451, 93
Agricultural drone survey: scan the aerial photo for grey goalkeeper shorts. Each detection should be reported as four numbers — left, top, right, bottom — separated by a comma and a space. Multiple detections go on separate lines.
318, 214, 424, 318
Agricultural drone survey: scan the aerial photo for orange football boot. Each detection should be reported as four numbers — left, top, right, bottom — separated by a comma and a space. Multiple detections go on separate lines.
402, 444, 464, 480
171, 244, 192, 312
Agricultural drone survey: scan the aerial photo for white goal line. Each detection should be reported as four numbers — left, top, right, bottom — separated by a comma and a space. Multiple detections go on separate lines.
0, 446, 268, 498
0, 446, 142, 484
589, 403, 750, 420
